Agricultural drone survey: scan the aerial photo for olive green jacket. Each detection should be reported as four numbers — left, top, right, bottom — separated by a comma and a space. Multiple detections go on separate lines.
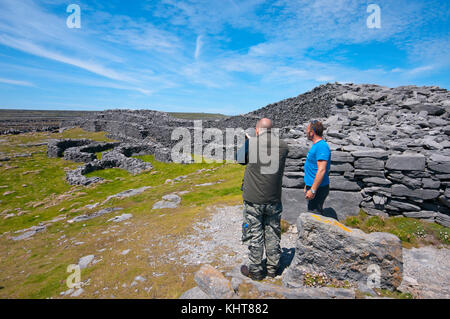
237, 130, 288, 204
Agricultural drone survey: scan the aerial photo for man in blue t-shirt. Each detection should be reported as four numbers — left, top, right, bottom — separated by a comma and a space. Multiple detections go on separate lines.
304, 120, 331, 214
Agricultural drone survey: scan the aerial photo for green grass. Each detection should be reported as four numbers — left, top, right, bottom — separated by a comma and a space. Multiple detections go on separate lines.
0, 127, 246, 299
344, 210, 450, 248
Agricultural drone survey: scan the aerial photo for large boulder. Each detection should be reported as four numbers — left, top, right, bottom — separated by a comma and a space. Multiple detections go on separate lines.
281, 188, 308, 224
282, 173, 305, 188
427, 161, 450, 174
182, 265, 355, 299
179, 286, 211, 299
283, 213, 403, 291
287, 145, 309, 159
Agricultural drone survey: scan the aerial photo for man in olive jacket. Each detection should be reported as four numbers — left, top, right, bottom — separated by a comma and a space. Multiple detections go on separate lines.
236, 118, 289, 280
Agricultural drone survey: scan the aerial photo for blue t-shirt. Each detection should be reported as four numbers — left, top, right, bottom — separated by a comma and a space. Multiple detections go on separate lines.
304, 139, 331, 187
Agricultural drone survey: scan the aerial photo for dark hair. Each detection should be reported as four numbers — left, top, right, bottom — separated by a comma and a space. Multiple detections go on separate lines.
310, 120, 324, 137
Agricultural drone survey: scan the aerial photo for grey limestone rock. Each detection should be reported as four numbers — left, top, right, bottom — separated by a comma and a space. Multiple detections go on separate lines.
331, 151, 354, 163
385, 154, 426, 171
78, 255, 95, 269
179, 286, 211, 299
329, 176, 361, 191
152, 193, 182, 209
283, 213, 403, 291
194, 264, 235, 299
391, 184, 440, 200
354, 157, 385, 170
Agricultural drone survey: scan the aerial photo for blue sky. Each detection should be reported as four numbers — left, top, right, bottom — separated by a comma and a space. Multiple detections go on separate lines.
0, 0, 449, 115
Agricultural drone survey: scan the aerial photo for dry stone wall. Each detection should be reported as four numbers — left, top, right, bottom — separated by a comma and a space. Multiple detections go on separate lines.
281, 84, 450, 227
47, 139, 166, 185
59, 83, 450, 226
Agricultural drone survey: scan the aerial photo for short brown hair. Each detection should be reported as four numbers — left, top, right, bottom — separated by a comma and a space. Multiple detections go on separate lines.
310, 120, 324, 137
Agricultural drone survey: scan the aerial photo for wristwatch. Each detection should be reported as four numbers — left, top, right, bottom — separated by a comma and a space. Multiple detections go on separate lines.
310, 189, 316, 195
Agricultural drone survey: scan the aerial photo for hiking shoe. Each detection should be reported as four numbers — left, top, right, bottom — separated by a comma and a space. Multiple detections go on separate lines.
240, 265, 265, 281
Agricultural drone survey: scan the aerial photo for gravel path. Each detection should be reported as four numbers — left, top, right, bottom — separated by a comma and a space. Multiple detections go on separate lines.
176, 205, 297, 274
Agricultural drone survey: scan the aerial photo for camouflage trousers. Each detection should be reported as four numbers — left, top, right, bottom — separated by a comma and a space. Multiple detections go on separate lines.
241, 200, 282, 274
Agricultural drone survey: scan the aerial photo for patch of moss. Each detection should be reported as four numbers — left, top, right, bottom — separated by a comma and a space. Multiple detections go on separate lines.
374, 288, 413, 299
343, 210, 450, 247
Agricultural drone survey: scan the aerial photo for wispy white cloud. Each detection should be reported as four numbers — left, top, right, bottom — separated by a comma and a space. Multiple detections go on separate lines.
194, 35, 203, 60
148, 0, 265, 34
0, 0, 184, 95
0, 61, 161, 95
0, 35, 133, 82
0, 77, 34, 87
181, 61, 234, 88
0, 0, 448, 112
92, 12, 182, 54
407, 65, 435, 75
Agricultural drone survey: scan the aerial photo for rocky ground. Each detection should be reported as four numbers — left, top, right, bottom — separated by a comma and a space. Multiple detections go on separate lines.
0, 110, 92, 135
400, 246, 450, 298
179, 205, 450, 299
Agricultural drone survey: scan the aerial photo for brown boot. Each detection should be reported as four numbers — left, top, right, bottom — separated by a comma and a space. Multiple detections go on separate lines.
240, 265, 265, 281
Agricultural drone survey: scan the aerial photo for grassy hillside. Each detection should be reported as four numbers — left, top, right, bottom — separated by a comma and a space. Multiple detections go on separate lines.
0, 128, 244, 298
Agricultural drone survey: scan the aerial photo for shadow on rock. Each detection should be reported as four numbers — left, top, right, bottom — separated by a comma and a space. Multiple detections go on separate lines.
321, 207, 338, 220
278, 247, 295, 275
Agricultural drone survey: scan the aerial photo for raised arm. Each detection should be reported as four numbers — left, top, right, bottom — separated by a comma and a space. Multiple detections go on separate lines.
236, 137, 250, 165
